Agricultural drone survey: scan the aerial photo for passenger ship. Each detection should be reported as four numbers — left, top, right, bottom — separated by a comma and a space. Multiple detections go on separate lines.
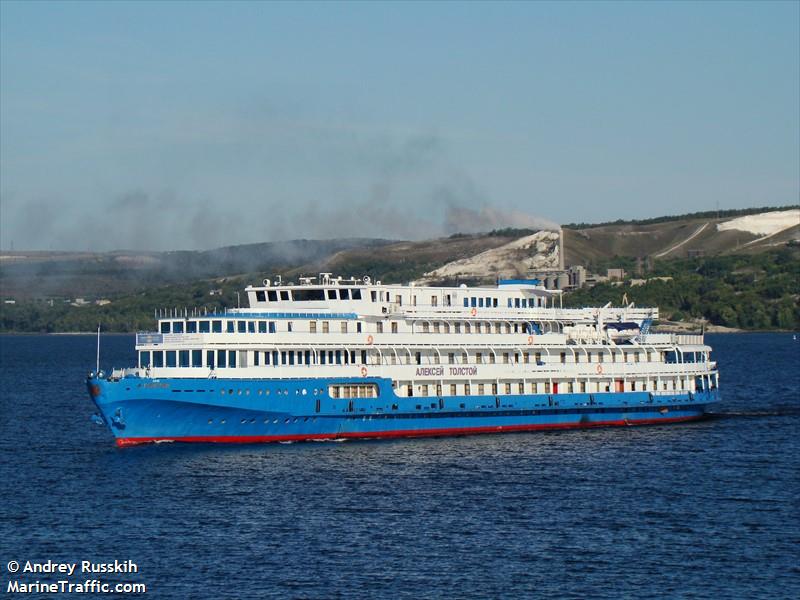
87, 274, 720, 446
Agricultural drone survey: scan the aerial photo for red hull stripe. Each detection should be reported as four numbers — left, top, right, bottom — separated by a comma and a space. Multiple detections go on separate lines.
115, 415, 704, 447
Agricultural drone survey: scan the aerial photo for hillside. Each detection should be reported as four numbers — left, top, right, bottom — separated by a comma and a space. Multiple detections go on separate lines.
1, 207, 798, 332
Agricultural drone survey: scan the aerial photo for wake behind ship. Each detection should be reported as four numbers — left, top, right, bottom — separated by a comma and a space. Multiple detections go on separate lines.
87, 274, 720, 446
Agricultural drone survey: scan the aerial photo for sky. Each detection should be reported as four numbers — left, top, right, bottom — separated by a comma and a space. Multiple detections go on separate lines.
1, 1, 798, 251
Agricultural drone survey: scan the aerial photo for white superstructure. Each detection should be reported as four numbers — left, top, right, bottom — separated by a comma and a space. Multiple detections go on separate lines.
132, 275, 719, 400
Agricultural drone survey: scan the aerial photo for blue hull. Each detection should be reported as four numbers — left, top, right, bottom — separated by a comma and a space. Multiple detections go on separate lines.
87, 376, 719, 446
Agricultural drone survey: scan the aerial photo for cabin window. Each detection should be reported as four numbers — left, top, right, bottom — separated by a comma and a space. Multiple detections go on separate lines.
476, 352, 483, 364
489, 353, 496, 364
464, 384, 471, 396
422, 323, 430, 333
327, 289, 337, 300
503, 353, 510, 364
288, 352, 295, 366
448, 353, 455, 364
357, 322, 362, 333
248, 321, 255, 333
280, 291, 290, 301
256, 291, 266, 302
139, 351, 150, 367
272, 351, 279, 366
267, 290, 278, 302
491, 383, 497, 395
433, 322, 440, 333
186, 321, 197, 333
535, 352, 542, 364
206, 351, 215, 369
376, 322, 383, 334
450, 384, 457, 395
505, 323, 511, 334
463, 298, 469, 307
523, 352, 530, 364
352, 289, 362, 300
396, 294, 402, 305
420, 385, 429, 397
508, 299, 513, 308
294, 289, 325, 301
478, 298, 484, 308
322, 321, 330, 334
455, 323, 461, 333
465, 323, 471, 334
254, 352, 260, 367
307, 350, 313, 365
258, 321, 267, 333
391, 322, 398, 334
431, 296, 438, 306
160, 322, 170, 333
153, 352, 164, 368
518, 382, 524, 394
598, 352, 604, 363
415, 352, 421, 365
544, 382, 551, 394
560, 352, 566, 364
444, 323, 450, 333
217, 350, 227, 368
281, 351, 287, 365
212, 320, 222, 333
237, 321, 246, 333
478, 383, 485, 395
341, 289, 351, 300
227, 321, 235, 333
341, 321, 348, 334
475, 323, 482, 334
505, 383, 512, 394
269, 322, 276, 333
371, 290, 377, 302
166, 351, 177, 368
515, 299, 521, 308
470, 297, 477, 308
462, 352, 468, 364
179, 350, 190, 367
309, 321, 317, 334
199, 321, 210, 333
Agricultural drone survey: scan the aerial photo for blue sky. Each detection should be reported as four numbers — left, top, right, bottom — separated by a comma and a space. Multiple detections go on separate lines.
1, 1, 798, 250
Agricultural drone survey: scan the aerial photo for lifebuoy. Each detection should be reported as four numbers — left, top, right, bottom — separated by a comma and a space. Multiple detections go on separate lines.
470, 308, 477, 317
360, 366, 368, 377
527, 336, 533, 345
596, 364, 603, 375
366, 335, 374, 345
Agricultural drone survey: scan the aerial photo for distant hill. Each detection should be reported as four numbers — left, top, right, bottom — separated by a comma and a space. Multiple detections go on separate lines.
1, 206, 797, 303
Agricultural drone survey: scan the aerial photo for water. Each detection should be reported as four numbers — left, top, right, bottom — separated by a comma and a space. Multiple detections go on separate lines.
1, 333, 798, 599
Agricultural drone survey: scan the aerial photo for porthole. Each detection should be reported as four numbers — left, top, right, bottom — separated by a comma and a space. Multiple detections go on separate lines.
208, 419, 213, 424
245, 390, 250, 396
238, 389, 242, 395
228, 389, 233, 395
295, 389, 300, 395
304, 417, 309, 422
221, 419, 226, 424
264, 418, 269, 423
302, 389, 307, 396
241, 419, 246, 424
265, 389, 270, 396
284, 418, 290, 423
220, 390, 226, 395
293, 418, 298, 423
250, 418, 255, 423
258, 390, 263, 396
284, 389, 288, 395
273, 419, 278, 424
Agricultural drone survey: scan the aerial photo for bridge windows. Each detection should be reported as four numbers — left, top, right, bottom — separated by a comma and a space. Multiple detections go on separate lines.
166, 351, 177, 368
153, 352, 164, 368
160, 322, 170, 333
179, 350, 190, 367
187, 321, 197, 333
391, 322, 398, 333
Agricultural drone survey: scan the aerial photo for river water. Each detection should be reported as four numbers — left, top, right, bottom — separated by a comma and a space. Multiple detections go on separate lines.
1, 333, 798, 598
